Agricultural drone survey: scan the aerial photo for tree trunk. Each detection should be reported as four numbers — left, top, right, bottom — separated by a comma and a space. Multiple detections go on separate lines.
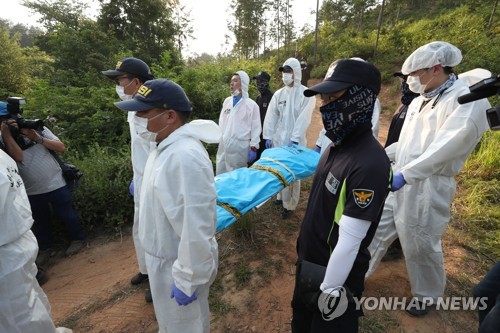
488, 0, 498, 29
374, 0, 386, 58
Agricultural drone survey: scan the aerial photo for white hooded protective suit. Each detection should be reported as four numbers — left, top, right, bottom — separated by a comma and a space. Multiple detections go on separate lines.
315, 98, 382, 154
367, 75, 491, 302
0, 150, 72, 333
139, 120, 221, 333
263, 58, 315, 210
216, 70, 262, 175
127, 111, 156, 275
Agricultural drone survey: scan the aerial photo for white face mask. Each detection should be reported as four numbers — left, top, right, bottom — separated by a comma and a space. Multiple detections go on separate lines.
134, 112, 168, 142
116, 85, 133, 101
231, 89, 241, 97
282, 73, 294, 86
133, 115, 149, 137
407, 71, 434, 94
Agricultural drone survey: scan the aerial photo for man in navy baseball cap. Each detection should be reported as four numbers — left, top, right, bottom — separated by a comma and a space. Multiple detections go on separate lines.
114, 78, 221, 332
102, 57, 156, 301
102, 57, 154, 81
115, 79, 192, 113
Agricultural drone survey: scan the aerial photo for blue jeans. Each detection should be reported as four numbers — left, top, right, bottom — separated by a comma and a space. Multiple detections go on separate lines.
28, 185, 86, 250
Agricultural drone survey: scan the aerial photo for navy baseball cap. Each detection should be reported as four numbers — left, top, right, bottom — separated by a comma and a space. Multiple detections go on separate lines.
101, 57, 154, 80
114, 79, 192, 112
253, 71, 271, 81
304, 59, 381, 96
0, 102, 8, 116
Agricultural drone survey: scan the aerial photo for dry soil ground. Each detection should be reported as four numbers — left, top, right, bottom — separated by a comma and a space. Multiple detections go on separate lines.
41, 81, 483, 333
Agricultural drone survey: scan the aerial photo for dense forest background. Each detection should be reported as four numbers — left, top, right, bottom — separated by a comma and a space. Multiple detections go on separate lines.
0, 0, 498, 250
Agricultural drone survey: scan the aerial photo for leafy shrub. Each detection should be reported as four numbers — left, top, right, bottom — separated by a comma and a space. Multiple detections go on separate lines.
70, 143, 133, 233
453, 131, 500, 260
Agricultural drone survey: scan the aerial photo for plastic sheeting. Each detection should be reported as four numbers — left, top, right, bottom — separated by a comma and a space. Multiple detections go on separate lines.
215, 145, 320, 232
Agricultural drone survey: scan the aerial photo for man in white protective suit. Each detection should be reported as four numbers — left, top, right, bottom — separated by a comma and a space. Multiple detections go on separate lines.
263, 57, 316, 219
313, 58, 382, 154
102, 57, 156, 302
366, 41, 491, 316
0, 149, 72, 333
216, 70, 261, 175
114, 79, 221, 333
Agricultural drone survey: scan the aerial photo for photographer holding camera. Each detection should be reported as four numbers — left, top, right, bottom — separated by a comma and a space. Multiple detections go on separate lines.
0, 102, 24, 162
0, 98, 86, 266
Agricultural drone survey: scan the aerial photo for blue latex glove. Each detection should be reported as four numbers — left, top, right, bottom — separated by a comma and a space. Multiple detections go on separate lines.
391, 172, 406, 191
248, 149, 257, 163
170, 284, 197, 306
129, 180, 134, 197
313, 146, 321, 153
289, 141, 298, 146
265, 139, 272, 149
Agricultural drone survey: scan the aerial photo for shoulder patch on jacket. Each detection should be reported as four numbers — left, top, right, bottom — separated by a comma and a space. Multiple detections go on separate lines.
353, 189, 374, 208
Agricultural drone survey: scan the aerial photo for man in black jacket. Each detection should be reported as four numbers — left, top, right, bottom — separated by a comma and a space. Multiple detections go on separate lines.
291, 59, 392, 333
252, 71, 274, 161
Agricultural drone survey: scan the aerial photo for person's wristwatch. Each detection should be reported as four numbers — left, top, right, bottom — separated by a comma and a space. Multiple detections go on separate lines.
36, 137, 44, 144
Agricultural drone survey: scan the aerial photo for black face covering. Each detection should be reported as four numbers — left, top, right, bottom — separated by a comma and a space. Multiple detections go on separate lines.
320, 85, 376, 146
256, 80, 269, 93
400, 80, 419, 106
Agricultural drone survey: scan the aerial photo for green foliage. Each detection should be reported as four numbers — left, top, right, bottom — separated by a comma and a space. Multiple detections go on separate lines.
229, 0, 268, 59
35, 20, 122, 87
97, 0, 177, 64
0, 29, 31, 96
22, 79, 129, 153
70, 143, 133, 232
453, 131, 500, 260
3, 0, 498, 244
294, 1, 499, 80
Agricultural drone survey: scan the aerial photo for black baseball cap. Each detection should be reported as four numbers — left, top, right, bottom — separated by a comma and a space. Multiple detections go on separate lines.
114, 79, 192, 112
304, 59, 381, 97
278, 65, 293, 72
253, 71, 271, 81
393, 71, 408, 79
102, 57, 154, 80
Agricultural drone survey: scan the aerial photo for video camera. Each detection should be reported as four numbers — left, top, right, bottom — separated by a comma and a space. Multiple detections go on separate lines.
458, 75, 500, 131
6, 97, 44, 131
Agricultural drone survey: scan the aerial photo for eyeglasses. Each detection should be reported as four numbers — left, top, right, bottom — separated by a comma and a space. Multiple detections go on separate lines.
114, 75, 133, 85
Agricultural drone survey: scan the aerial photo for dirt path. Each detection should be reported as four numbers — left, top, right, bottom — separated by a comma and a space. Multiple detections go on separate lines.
42, 84, 479, 333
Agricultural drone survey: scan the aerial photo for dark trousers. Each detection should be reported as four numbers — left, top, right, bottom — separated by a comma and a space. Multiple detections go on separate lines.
473, 261, 500, 333
291, 267, 360, 333
29, 186, 85, 250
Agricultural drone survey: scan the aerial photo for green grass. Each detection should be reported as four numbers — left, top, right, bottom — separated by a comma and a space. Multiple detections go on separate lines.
235, 261, 252, 287
452, 131, 500, 262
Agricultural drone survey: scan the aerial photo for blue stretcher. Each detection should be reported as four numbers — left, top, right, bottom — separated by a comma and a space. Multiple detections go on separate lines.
215, 145, 320, 232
